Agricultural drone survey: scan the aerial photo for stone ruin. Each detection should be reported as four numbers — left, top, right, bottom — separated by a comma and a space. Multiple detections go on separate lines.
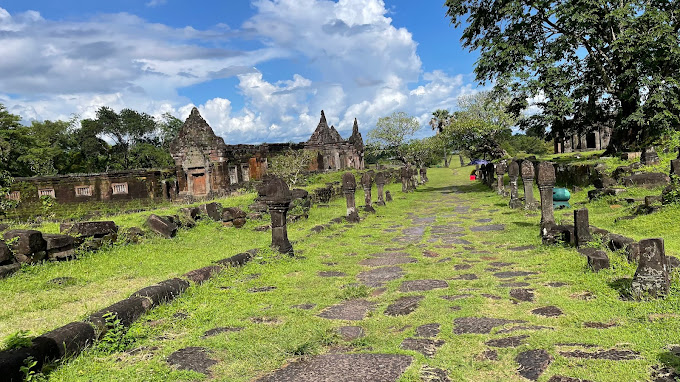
508, 161, 522, 209
261, 176, 294, 254
521, 161, 538, 210
375, 172, 387, 206
169, 109, 364, 198
361, 171, 376, 213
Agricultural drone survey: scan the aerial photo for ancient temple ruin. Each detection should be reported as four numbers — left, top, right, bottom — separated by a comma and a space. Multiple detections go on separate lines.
553, 125, 612, 154
170, 108, 364, 197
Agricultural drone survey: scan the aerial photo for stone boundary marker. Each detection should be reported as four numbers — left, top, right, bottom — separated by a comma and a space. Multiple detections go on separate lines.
0, 248, 261, 381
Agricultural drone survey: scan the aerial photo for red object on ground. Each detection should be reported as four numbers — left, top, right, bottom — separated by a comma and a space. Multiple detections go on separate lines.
470, 175, 476, 181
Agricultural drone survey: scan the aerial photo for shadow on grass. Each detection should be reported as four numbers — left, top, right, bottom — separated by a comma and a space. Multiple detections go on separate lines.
608, 277, 633, 300
512, 222, 535, 228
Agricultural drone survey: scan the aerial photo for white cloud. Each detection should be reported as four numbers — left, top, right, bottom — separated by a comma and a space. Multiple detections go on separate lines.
0, 2, 479, 145
145, 0, 167, 7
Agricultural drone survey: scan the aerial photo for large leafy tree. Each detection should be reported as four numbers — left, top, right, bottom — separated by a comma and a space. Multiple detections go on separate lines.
440, 91, 515, 160
445, 0, 680, 151
367, 111, 421, 165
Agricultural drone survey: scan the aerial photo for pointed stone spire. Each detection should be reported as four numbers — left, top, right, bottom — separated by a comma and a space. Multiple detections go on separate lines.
348, 118, 364, 152
169, 106, 224, 153
307, 110, 340, 145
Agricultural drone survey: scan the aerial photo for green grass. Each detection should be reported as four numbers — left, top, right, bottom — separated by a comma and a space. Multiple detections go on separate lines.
5, 164, 680, 381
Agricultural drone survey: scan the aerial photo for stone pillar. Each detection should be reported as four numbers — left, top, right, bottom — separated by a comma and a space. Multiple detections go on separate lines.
495, 162, 506, 195
375, 172, 386, 206
670, 159, 680, 180
400, 167, 409, 192
574, 208, 592, 247
537, 162, 556, 235
361, 171, 375, 213
486, 164, 496, 189
409, 168, 417, 191
385, 190, 393, 202
342, 172, 360, 223
631, 238, 670, 298
262, 176, 293, 255
508, 161, 522, 209
521, 161, 538, 210
641, 147, 660, 166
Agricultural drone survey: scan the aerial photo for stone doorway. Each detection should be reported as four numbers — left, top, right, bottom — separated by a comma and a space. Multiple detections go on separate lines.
192, 173, 207, 195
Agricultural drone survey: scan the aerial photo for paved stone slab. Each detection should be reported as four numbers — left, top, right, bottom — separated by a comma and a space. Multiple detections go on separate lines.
203, 327, 244, 337
420, 366, 450, 382
559, 349, 640, 360
255, 354, 413, 382
385, 295, 424, 316
453, 274, 478, 280
401, 338, 446, 357
501, 282, 531, 287
508, 245, 537, 252
510, 288, 535, 302
532, 306, 563, 317
475, 218, 493, 223
516, 349, 552, 381
167, 347, 217, 375
470, 224, 505, 232
497, 325, 553, 334
337, 326, 364, 341
359, 257, 417, 267
415, 323, 441, 338
485, 335, 528, 348
583, 322, 617, 329
453, 264, 472, 271
357, 266, 404, 287
440, 294, 473, 301
453, 317, 523, 334
318, 271, 347, 277
318, 299, 375, 321
547, 376, 594, 382
489, 262, 514, 267
399, 279, 448, 292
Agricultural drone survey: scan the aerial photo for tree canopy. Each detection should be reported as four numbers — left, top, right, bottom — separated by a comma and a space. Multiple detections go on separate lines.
367, 111, 421, 165
445, 0, 680, 151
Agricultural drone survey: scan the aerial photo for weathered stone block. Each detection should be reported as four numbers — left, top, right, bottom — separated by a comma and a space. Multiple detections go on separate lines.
131, 278, 190, 307
0, 263, 19, 279
579, 248, 610, 272
222, 207, 247, 222
180, 207, 201, 220
0, 240, 11, 264
641, 146, 660, 166
631, 238, 670, 298
233, 218, 247, 228
60, 221, 118, 238
574, 209, 592, 247
146, 214, 178, 239
385, 190, 392, 202
88, 296, 153, 331
199, 202, 223, 221
42, 234, 75, 260
3, 230, 47, 259
621, 173, 670, 188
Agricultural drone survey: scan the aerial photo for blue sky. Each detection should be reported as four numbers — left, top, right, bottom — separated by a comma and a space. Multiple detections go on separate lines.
0, 0, 481, 144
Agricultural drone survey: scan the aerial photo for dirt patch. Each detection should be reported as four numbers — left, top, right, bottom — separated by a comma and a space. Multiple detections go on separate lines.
485, 335, 529, 348
203, 327, 244, 337
423, 250, 440, 258
248, 286, 277, 293
254, 354, 413, 382
489, 262, 514, 267
399, 279, 448, 292
531, 306, 564, 317
415, 323, 441, 338
440, 294, 473, 301
583, 322, 617, 329
481, 294, 502, 300
510, 288, 535, 302
516, 349, 552, 381
318, 299, 375, 321
357, 266, 404, 287
453, 317, 523, 334
167, 347, 217, 375
508, 245, 536, 252
385, 295, 425, 316
501, 282, 531, 287
481, 349, 498, 361
494, 271, 538, 278
401, 338, 446, 357
559, 349, 641, 360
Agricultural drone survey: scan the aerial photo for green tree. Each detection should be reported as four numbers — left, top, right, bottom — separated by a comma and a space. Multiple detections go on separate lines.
269, 148, 315, 187
92, 107, 157, 170
367, 111, 421, 165
445, 0, 680, 152
440, 91, 516, 160
404, 137, 443, 168
157, 112, 183, 149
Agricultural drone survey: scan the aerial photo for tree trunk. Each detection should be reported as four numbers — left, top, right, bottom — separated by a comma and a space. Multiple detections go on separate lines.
459, 154, 465, 167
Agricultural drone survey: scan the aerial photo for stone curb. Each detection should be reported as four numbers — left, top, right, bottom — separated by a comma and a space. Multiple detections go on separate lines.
0, 248, 258, 381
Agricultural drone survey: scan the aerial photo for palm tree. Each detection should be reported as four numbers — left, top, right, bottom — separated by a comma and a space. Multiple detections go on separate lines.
429, 109, 451, 134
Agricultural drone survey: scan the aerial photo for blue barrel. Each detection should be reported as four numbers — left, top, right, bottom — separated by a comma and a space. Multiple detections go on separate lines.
553, 187, 571, 208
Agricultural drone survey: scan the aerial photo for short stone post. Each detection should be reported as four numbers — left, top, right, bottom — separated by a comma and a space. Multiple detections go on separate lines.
420, 168, 428, 184
400, 167, 409, 193
262, 176, 293, 255
521, 161, 538, 210
537, 162, 556, 235
486, 164, 496, 189
342, 172, 360, 223
508, 161, 522, 209
385, 190, 393, 202
409, 168, 417, 191
375, 172, 386, 206
631, 238, 670, 298
671, 159, 680, 180
495, 162, 507, 195
574, 208, 592, 247
641, 146, 660, 166
361, 171, 376, 213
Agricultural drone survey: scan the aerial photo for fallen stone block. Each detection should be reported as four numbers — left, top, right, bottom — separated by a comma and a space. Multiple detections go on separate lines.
2, 230, 47, 263
222, 207, 247, 222
37, 321, 96, 360
184, 266, 222, 284
146, 214, 178, 239
180, 207, 201, 220
0, 263, 19, 279
622, 173, 670, 188
578, 248, 610, 272
60, 221, 118, 238
88, 296, 153, 332
0, 240, 11, 264
131, 278, 190, 307
199, 202, 223, 221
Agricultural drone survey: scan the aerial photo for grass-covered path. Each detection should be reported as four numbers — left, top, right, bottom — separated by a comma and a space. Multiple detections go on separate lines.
39, 167, 680, 381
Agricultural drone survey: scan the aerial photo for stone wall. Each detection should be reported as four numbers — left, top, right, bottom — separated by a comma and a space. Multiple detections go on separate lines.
9, 170, 172, 204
